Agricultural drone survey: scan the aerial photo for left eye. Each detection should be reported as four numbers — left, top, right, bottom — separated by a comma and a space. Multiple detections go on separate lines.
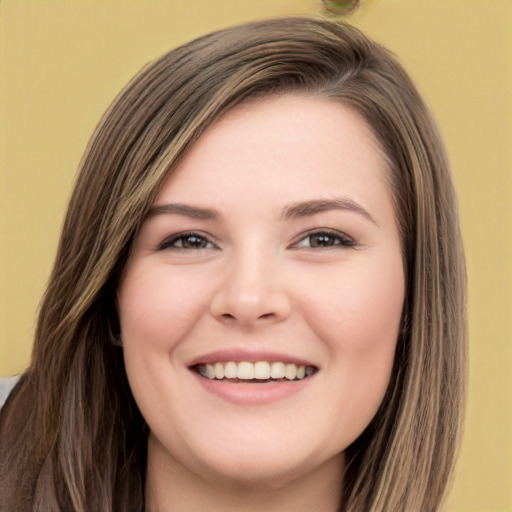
158, 233, 216, 251
294, 231, 354, 249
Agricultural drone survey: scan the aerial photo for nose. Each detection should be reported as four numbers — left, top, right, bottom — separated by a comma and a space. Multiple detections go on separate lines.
209, 249, 291, 326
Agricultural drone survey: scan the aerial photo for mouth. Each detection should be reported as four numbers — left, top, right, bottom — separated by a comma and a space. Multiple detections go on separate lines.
193, 361, 317, 383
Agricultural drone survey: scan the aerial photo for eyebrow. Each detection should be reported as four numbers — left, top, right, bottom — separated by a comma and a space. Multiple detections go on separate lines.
280, 197, 378, 225
146, 203, 219, 220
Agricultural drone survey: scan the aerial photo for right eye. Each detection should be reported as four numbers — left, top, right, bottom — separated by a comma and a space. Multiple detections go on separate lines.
158, 232, 217, 251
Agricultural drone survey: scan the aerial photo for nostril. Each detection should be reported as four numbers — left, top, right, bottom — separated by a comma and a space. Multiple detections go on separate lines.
210, 287, 291, 325
219, 311, 275, 323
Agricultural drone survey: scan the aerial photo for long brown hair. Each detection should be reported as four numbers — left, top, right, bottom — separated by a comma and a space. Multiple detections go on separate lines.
0, 17, 466, 511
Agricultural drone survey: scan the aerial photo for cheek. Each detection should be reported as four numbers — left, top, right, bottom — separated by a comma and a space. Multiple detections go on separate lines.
118, 270, 210, 353
301, 256, 404, 352
298, 256, 403, 435
118, 270, 213, 427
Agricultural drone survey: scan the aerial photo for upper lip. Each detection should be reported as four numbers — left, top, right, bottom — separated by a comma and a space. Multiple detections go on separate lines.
187, 348, 317, 368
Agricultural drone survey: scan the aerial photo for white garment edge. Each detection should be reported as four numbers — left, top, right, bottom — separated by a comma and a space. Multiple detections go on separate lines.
0, 375, 21, 410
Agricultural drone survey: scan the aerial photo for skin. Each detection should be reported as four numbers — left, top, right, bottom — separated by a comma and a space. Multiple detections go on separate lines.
118, 95, 405, 511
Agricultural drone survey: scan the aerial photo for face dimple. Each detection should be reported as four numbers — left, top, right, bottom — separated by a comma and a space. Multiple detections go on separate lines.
118, 94, 404, 489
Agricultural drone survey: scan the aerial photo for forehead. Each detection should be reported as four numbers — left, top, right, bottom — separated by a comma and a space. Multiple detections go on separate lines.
155, 94, 392, 216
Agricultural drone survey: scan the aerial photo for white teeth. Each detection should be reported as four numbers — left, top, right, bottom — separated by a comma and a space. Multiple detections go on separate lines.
285, 363, 297, 380
224, 361, 238, 378
214, 362, 224, 379
254, 361, 271, 380
197, 361, 315, 382
237, 361, 254, 380
270, 361, 285, 379
205, 364, 215, 379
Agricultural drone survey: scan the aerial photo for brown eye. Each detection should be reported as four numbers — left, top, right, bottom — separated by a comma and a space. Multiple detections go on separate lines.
158, 232, 216, 251
309, 233, 338, 247
179, 235, 210, 249
294, 230, 355, 249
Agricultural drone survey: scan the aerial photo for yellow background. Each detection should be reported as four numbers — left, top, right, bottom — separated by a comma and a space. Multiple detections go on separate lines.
1, 1, 511, 510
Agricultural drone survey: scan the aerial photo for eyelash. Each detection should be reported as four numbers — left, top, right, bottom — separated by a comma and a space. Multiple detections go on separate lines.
291, 229, 355, 249
157, 231, 217, 251
158, 229, 355, 252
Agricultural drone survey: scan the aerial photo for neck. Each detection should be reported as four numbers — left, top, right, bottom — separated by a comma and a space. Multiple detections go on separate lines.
144, 436, 344, 512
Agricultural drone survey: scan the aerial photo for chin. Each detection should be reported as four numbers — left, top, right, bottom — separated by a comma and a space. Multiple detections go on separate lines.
194, 441, 340, 490
205, 459, 312, 490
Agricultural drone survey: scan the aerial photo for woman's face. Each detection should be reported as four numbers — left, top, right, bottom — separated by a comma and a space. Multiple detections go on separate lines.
118, 95, 404, 488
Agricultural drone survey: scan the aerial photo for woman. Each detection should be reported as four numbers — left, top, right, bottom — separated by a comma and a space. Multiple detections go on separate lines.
0, 17, 466, 511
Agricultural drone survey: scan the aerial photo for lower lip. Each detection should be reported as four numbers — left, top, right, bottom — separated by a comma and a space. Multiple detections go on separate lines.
191, 371, 313, 405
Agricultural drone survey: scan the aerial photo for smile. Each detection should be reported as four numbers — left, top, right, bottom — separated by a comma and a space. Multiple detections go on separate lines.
195, 361, 316, 382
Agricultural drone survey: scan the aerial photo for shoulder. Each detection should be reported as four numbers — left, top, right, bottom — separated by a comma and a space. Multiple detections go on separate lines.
0, 375, 21, 410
